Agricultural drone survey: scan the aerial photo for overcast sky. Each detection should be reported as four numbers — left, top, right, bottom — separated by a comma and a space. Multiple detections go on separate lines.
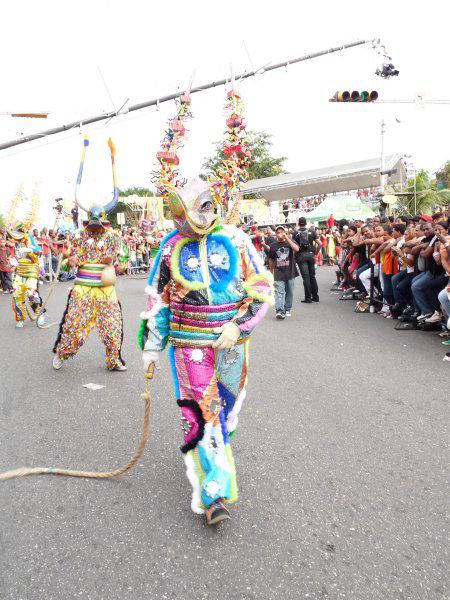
1, 0, 449, 224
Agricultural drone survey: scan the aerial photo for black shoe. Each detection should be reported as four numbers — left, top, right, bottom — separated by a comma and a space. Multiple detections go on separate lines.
301, 299, 312, 304
206, 499, 230, 526
397, 314, 411, 323
312, 296, 319, 302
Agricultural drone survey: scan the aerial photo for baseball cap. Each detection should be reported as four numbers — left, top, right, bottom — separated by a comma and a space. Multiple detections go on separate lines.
419, 214, 433, 222
275, 225, 286, 232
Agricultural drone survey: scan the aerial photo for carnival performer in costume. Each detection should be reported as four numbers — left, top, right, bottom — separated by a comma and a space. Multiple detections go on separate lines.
139, 88, 273, 525
9, 226, 46, 328
6, 188, 46, 328
53, 137, 126, 372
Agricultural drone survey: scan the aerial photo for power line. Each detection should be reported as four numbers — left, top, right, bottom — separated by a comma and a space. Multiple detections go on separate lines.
0, 39, 371, 152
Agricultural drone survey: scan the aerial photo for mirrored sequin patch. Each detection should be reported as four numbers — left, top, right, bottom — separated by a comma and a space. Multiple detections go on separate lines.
180, 416, 191, 435
186, 255, 200, 271
203, 479, 221, 498
224, 347, 239, 364
190, 348, 204, 363
209, 397, 222, 414
209, 252, 224, 267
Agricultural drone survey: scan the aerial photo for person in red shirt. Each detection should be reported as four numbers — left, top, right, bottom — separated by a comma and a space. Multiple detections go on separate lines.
0, 237, 14, 293
38, 227, 51, 277
327, 214, 335, 229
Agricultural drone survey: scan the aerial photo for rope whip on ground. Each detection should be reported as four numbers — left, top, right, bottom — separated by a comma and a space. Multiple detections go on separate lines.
0, 366, 154, 482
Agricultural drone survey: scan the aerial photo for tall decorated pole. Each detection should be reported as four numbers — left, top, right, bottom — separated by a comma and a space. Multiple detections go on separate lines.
152, 92, 193, 203
209, 74, 251, 225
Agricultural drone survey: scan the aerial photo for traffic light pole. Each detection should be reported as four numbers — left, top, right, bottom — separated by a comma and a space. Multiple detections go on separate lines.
380, 119, 386, 194
0, 39, 373, 152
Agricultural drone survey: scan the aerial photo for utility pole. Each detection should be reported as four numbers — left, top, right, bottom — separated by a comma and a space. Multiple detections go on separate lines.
380, 119, 386, 194
0, 39, 375, 152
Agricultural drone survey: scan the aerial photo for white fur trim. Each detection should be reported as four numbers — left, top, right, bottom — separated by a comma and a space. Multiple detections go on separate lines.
142, 350, 160, 371
143, 285, 162, 318
182, 454, 205, 514
144, 285, 159, 298
226, 388, 247, 433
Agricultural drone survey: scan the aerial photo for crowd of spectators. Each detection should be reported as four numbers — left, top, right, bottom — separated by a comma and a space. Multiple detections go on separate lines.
330, 210, 450, 362
246, 208, 450, 361
0, 225, 168, 290
281, 195, 326, 221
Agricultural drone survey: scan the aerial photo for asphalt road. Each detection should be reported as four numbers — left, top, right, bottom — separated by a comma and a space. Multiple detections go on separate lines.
0, 268, 448, 600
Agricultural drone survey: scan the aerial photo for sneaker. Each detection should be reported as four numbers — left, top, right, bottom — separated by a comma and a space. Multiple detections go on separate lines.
37, 314, 45, 326
442, 339, 450, 346
109, 363, 127, 371
285, 311, 291, 317
443, 352, 450, 362
276, 312, 285, 320
15, 321, 24, 328
425, 311, 442, 323
206, 499, 230, 526
417, 312, 433, 321
53, 355, 64, 370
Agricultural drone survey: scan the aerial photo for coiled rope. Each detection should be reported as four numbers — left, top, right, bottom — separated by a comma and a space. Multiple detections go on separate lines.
0, 367, 154, 482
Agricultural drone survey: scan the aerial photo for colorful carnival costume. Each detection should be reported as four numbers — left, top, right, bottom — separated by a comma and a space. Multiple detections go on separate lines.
53, 137, 126, 371
5, 187, 45, 328
139, 89, 273, 524
11, 236, 45, 328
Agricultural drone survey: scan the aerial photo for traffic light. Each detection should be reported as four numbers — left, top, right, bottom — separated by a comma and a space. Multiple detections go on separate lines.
330, 91, 378, 102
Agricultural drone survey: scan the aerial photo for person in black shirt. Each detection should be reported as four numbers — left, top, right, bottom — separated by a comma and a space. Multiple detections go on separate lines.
268, 225, 299, 319
294, 217, 321, 303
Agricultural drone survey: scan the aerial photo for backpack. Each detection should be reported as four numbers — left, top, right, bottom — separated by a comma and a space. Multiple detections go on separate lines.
297, 229, 314, 252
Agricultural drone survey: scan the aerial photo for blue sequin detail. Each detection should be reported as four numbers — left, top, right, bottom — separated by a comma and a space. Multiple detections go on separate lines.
179, 242, 203, 284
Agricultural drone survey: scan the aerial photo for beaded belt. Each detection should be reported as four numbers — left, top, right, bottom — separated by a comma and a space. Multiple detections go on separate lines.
169, 336, 248, 349
170, 301, 241, 313
74, 263, 108, 287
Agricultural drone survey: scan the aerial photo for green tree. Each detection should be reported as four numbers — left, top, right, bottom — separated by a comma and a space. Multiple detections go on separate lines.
200, 131, 287, 182
119, 187, 152, 197
396, 168, 450, 215
433, 160, 450, 191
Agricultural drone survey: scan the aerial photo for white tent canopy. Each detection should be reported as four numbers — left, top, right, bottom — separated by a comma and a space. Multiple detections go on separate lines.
305, 193, 376, 222
242, 155, 406, 201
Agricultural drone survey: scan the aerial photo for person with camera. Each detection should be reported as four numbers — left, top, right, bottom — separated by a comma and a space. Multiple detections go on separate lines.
294, 216, 321, 304
268, 225, 299, 319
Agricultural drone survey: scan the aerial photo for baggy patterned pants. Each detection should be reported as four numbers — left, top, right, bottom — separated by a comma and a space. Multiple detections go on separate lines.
169, 341, 248, 513
53, 285, 124, 369
12, 275, 40, 322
